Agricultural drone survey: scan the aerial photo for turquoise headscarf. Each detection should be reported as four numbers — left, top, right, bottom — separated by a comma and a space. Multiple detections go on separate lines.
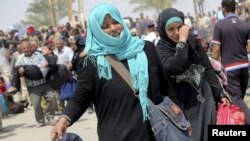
85, 3, 149, 121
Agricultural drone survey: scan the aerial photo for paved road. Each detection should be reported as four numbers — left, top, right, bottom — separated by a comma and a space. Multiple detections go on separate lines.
0, 107, 98, 141
1, 93, 250, 141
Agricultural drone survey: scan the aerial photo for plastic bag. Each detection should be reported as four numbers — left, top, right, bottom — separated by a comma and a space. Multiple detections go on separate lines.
216, 104, 245, 125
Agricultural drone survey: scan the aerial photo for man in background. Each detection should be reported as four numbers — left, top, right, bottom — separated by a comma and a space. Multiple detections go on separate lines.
212, 0, 250, 124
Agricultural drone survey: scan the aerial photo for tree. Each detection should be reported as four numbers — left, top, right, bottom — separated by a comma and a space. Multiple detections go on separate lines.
129, 0, 176, 15
196, 0, 204, 15
21, 0, 75, 28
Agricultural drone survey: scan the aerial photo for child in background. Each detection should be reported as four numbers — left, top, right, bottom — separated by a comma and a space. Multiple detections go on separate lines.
0, 76, 8, 117
0, 76, 8, 132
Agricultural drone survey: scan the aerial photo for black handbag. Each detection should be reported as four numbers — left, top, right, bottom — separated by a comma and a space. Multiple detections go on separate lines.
105, 55, 192, 141
46, 64, 71, 90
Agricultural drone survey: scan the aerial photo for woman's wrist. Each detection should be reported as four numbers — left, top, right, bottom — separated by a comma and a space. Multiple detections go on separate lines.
176, 41, 188, 49
217, 92, 229, 102
218, 92, 225, 99
57, 115, 71, 127
178, 37, 187, 43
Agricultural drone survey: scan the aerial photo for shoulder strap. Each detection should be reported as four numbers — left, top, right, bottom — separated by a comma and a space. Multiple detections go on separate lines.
106, 56, 192, 131
105, 55, 137, 96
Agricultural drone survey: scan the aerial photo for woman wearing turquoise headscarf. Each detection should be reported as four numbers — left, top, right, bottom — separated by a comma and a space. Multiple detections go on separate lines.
51, 3, 174, 141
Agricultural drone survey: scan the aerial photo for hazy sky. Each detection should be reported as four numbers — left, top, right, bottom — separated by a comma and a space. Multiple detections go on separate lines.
0, 0, 221, 30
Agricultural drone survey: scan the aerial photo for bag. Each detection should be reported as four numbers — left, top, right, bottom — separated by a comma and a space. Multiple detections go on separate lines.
53, 132, 83, 141
60, 78, 77, 101
105, 55, 192, 141
148, 97, 191, 141
23, 65, 44, 80
8, 102, 24, 114
217, 104, 245, 125
6, 95, 24, 114
62, 132, 83, 141
46, 64, 71, 90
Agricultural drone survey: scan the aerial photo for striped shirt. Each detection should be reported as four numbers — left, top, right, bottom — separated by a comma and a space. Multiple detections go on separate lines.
17, 52, 47, 87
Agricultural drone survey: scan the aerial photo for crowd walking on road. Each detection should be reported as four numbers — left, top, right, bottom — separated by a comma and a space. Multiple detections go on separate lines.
1, 0, 250, 141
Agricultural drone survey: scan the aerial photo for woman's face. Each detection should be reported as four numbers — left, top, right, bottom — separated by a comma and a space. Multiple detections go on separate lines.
69, 43, 78, 52
165, 22, 183, 43
102, 14, 123, 37
42, 46, 52, 55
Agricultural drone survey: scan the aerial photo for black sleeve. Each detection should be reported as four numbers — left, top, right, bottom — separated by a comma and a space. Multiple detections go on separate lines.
23, 65, 44, 80
62, 57, 95, 124
189, 32, 225, 101
71, 51, 85, 73
44, 55, 57, 65
188, 34, 225, 102
49, 55, 58, 65
71, 54, 77, 71
200, 48, 225, 101
10, 67, 20, 90
156, 41, 191, 76
144, 41, 176, 103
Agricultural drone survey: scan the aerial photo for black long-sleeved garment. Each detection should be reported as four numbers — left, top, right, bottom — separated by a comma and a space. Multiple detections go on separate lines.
156, 38, 225, 101
63, 41, 173, 141
156, 37, 225, 141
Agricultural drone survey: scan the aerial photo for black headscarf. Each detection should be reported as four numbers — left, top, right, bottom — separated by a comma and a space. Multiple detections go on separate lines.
157, 8, 203, 61
157, 8, 184, 49
74, 34, 86, 50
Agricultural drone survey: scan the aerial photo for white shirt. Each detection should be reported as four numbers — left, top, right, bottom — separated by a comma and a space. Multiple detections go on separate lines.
0, 47, 11, 66
55, 46, 74, 65
143, 32, 157, 42
184, 18, 192, 26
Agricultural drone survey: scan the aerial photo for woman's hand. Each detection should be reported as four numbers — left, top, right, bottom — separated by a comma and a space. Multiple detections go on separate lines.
50, 117, 70, 140
178, 25, 192, 43
79, 51, 87, 58
67, 62, 73, 70
220, 97, 231, 106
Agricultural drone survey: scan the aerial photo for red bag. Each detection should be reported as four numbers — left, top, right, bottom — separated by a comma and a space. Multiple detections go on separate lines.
216, 104, 245, 125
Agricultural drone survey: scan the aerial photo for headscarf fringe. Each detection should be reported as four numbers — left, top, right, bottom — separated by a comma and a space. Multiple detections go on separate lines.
97, 56, 112, 80
140, 90, 150, 122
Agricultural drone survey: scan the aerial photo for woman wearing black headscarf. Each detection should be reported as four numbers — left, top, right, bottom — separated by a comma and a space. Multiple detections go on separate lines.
156, 8, 230, 141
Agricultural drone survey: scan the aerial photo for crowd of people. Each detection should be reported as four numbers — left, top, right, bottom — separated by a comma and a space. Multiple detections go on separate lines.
0, 20, 89, 130
0, 0, 250, 141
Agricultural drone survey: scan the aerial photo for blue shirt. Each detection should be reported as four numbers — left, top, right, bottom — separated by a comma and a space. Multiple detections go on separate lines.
212, 13, 250, 71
